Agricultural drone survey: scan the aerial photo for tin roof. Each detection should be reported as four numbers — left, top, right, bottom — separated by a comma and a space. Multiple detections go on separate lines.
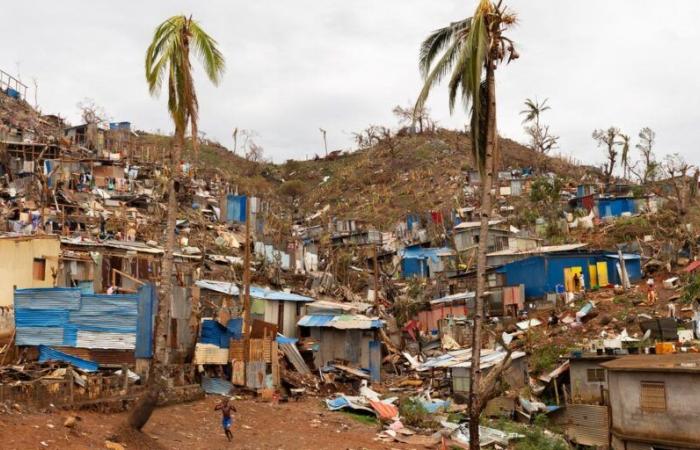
486, 243, 588, 257
297, 314, 382, 329
195, 280, 314, 302
600, 354, 700, 373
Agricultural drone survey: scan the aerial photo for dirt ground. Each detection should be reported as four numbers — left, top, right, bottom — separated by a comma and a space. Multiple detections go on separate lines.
0, 396, 415, 450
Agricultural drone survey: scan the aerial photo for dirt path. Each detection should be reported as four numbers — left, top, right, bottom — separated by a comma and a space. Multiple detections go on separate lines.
0, 396, 413, 450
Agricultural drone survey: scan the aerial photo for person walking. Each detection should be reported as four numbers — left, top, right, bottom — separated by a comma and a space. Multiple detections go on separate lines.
214, 397, 237, 442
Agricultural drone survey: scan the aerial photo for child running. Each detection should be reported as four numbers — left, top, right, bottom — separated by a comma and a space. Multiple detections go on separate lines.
214, 397, 237, 442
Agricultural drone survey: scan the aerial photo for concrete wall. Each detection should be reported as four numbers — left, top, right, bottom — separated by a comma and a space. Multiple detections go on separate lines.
608, 371, 700, 447
570, 360, 608, 403
0, 236, 60, 306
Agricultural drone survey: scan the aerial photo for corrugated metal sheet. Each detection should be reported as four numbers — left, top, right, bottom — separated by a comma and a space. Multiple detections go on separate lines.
15, 326, 64, 346
195, 280, 240, 296
250, 286, 313, 302
135, 283, 156, 358
14, 288, 81, 310
201, 376, 234, 395
193, 343, 230, 365
15, 309, 69, 327
279, 341, 311, 374
297, 314, 382, 330
15, 286, 154, 352
76, 331, 136, 350
38, 345, 99, 372
559, 404, 609, 447
69, 294, 138, 332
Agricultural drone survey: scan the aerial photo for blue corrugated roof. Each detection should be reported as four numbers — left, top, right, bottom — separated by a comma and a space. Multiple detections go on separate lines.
249, 286, 313, 302
195, 280, 313, 302
400, 246, 454, 263
298, 315, 335, 327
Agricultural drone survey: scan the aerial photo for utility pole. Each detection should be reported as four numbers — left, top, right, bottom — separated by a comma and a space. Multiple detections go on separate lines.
319, 128, 328, 157
243, 195, 252, 334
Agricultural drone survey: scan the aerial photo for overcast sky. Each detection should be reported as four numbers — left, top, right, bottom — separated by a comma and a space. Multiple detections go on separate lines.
2, 1, 699, 165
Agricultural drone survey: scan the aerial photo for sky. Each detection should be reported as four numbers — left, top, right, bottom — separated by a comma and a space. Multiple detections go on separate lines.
2, 1, 699, 165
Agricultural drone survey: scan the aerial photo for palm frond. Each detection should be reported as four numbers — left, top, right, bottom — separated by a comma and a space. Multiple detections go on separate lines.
418, 19, 470, 78
189, 19, 226, 84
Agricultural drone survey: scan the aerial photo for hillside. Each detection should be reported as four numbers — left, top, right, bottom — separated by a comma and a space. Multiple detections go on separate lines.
195, 129, 597, 229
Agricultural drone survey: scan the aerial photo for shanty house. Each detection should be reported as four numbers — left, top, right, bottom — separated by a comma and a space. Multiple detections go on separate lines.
497, 251, 642, 298
453, 220, 511, 253
400, 245, 455, 279
195, 281, 314, 338
596, 197, 637, 218
298, 301, 383, 380
602, 354, 700, 450
0, 235, 60, 306
419, 349, 528, 395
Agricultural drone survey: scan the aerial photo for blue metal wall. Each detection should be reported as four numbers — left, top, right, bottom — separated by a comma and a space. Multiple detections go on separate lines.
401, 257, 428, 278
15, 285, 156, 354
597, 198, 637, 218
498, 253, 642, 298
226, 195, 247, 222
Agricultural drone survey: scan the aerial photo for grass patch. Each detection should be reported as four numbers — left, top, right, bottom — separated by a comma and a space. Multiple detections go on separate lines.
341, 411, 379, 426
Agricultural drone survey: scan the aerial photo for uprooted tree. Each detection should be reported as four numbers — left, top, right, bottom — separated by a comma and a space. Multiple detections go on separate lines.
414, 1, 518, 447
128, 14, 225, 431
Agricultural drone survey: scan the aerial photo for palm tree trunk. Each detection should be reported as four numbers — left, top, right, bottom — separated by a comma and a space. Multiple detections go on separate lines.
468, 65, 497, 450
127, 130, 182, 431
154, 132, 181, 365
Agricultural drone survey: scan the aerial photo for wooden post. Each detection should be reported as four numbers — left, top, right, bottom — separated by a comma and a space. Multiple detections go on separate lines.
372, 245, 379, 307
243, 196, 252, 335
553, 378, 560, 406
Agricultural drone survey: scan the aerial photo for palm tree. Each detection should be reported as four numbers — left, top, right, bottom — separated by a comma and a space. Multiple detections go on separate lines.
415, 1, 517, 447
520, 97, 550, 126
128, 15, 224, 431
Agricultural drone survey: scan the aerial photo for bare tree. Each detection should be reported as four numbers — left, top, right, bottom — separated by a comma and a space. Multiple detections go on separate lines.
592, 127, 621, 186
245, 141, 265, 162
76, 98, 106, 125
630, 127, 658, 184
232, 127, 238, 155
663, 153, 699, 216
393, 103, 434, 134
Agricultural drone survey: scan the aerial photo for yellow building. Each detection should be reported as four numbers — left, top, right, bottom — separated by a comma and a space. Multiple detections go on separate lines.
0, 235, 60, 306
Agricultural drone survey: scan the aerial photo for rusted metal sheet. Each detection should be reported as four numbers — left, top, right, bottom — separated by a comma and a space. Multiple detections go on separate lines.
559, 404, 609, 447
369, 400, 398, 420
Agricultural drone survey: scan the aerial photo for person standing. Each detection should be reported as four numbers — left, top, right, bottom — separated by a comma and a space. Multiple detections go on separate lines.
646, 278, 657, 305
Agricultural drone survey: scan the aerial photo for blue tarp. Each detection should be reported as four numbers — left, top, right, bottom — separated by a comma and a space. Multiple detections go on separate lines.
38, 345, 99, 372
200, 319, 235, 348
226, 318, 243, 340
